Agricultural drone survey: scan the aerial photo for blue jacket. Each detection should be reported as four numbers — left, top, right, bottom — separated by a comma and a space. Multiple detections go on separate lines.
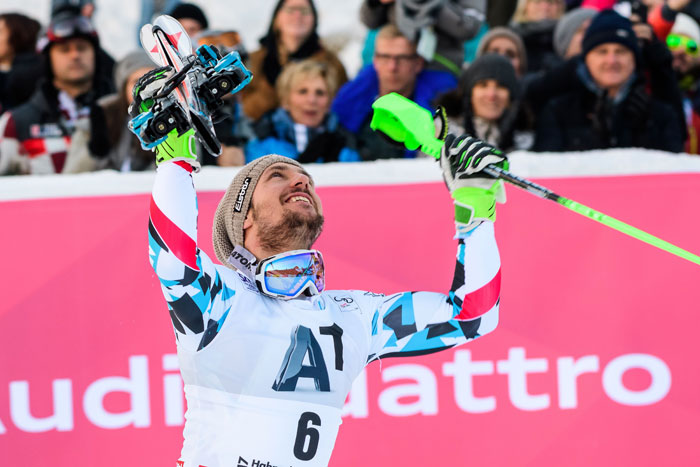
245, 108, 360, 163
332, 65, 457, 133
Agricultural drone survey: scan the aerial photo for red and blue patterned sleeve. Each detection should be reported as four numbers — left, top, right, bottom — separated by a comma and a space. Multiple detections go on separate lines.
367, 222, 500, 362
149, 161, 236, 351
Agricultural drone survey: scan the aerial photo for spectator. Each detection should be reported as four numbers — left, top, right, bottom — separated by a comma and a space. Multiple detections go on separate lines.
359, 0, 486, 75
332, 24, 456, 160
87, 50, 156, 171
49, 5, 116, 94
553, 7, 597, 59
246, 59, 359, 163
194, 29, 253, 166
487, 0, 519, 27
168, 2, 208, 38
0, 13, 42, 112
240, 0, 348, 122
457, 54, 523, 150
647, 0, 694, 41
475, 27, 528, 77
510, 0, 566, 73
0, 13, 112, 174
533, 9, 683, 152
51, 0, 95, 19
666, 13, 700, 153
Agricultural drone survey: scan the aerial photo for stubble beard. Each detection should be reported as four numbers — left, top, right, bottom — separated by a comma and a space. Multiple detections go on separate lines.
252, 205, 325, 254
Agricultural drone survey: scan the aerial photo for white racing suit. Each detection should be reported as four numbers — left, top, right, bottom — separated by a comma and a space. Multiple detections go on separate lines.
149, 162, 501, 467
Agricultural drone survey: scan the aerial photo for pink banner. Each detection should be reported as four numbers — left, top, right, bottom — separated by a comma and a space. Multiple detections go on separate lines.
1, 173, 699, 466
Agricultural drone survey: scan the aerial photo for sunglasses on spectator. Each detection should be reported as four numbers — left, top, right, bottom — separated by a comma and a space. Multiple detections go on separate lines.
667, 34, 699, 56
374, 53, 419, 65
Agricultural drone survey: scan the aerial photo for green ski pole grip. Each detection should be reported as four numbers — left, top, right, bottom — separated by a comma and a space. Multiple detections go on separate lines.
370, 93, 443, 158
369, 92, 700, 267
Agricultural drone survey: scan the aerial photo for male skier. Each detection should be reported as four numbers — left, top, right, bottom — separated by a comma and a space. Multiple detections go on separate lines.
142, 73, 506, 466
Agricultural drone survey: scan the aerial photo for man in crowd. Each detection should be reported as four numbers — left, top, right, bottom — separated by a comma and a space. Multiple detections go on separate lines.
0, 12, 112, 174
332, 24, 456, 160
136, 64, 503, 465
666, 12, 700, 153
533, 9, 683, 153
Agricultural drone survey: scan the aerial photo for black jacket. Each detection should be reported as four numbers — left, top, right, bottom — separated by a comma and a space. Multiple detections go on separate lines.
0, 52, 44, 112
533, 67, 684, 153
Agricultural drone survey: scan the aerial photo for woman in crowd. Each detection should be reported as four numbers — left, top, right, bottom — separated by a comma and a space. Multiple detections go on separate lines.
88, 50, 156, 171
0, 13, 42, 112
240, 0, 347, 121
475, 26, 528, 78
436, 54, 524, 151
245, 59, 359, 163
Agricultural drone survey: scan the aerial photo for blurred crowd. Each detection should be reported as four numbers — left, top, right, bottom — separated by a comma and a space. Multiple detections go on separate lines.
1, 0, 699, 175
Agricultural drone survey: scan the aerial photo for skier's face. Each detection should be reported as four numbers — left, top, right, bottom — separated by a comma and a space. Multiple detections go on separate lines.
585, 42, 635, 96
244, 163, 324, 253
49, 37, 95, 88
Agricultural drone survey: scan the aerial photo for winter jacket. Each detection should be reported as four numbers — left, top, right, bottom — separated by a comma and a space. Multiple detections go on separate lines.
360, 0, 486, 75
332, 64, 456, 160
0, 80, 106, 175
0, 52, 43, 113
240, 45, 347, 122
533, 63, 684, 153
88, 93, 155, 172
245, 107, 360, 163
510, 19, 562, 74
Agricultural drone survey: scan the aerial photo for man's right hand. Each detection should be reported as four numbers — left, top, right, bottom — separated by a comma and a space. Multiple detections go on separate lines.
438, 133, 507, 233
129, 67, 200, 171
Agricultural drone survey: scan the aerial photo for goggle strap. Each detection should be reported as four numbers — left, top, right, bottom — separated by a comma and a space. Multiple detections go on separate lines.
227, 245, 258, 279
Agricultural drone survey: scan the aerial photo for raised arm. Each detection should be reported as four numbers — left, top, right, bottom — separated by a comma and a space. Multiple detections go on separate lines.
133, 67, 234, 351
368, 222, 500, 361
369, 128, 506, 361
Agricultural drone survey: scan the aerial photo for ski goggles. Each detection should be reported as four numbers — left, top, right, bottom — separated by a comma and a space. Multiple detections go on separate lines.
666, 34, 699, 56
47, 16, 97, 43
255, 250, 325, 299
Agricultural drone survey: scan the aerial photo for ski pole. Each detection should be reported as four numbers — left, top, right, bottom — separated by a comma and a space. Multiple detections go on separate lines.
370, 92, 700, 267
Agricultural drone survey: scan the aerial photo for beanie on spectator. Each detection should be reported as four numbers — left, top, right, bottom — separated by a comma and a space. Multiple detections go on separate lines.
582, 9, 639, 59
553, 7, 597, 58
671, 13, 700, 44
475, 27, 528, 77
169, 2, 209, 30
464, 54, 519, 100
213, 155, 303, 269
114, 50, 154, 97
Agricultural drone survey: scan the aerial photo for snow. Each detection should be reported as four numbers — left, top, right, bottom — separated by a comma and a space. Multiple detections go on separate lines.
2, 148, 700, 201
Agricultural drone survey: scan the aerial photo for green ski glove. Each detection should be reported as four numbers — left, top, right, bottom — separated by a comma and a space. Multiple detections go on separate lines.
130, 67, 200, 172
438, 132, 508, 233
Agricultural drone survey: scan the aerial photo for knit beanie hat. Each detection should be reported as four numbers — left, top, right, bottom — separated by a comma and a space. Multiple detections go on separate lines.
475, 27, 528, 77
213, 155, 303, 269
582, 9, 639, 59
553, 7, 597, 58
671, 13, 700, 43
114, 50, 154, 97
464, 54, 519, 99
169, 2, 209, 30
